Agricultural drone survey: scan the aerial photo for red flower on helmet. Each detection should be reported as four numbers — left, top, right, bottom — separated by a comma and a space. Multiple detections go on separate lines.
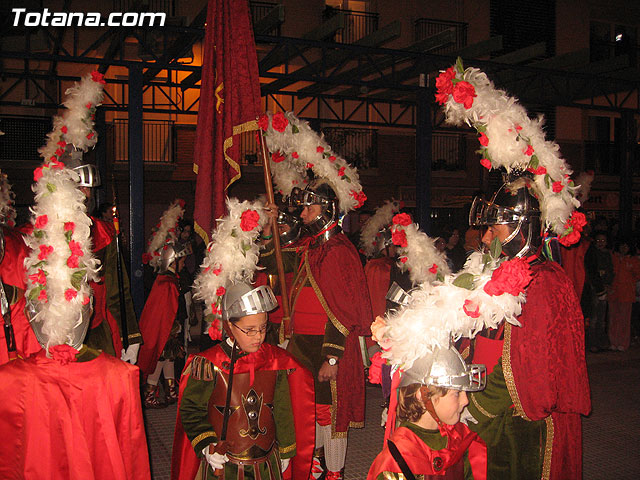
552, 181, 564, 193
391, 229, 408, 248
317, 146, 324, 153
64, 222, 75, 233
478, 132, 489, 147
35, 215, 48, 229
29, 269, 47, 286
272, 151, 285, 163
428, 263, 438, 274
38, 245, 54, 261
240, 209, 260, 232
257, 114, 269, 131
527, 166, 547, 175
463, 299, 480, 318
392, 213, 412, 226
452, 81, 476, 109
480, 158, 492, 170
69, 240, 83, 257
484, 258, 532, 297
338, 166, 346, 177
524, 144, 534, 156
216, 286, 226, 297
435, 67, 456, 105
38, 289, 48, 303
67, 255, 80, 269
142, 252, 153, 264
91, 71, 106, 85
65, 288, 78, 301
271, 112, 289, 132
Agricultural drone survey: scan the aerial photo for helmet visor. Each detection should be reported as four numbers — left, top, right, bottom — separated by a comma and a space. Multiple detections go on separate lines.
469, 196, 521, 227
288, 187, 329, 208
226, 285, 278, 320
428, 363, 487, 392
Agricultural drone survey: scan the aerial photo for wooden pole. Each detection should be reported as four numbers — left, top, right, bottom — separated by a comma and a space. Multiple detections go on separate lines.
259, 131, 292, 339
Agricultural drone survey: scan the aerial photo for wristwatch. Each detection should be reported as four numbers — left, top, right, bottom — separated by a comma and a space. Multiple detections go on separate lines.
327, 357, 338, 366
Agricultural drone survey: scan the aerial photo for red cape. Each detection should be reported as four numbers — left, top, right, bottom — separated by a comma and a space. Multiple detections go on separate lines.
560, 239, 590, 301
171, 342, 315, 480
137, 274, 180, 378
307, 233, 373, 432
0, 226, 41, 364
364, 256, 393, 320
0, 350, 150, 479
368, 423, 486, 479
507, 261, 591, 479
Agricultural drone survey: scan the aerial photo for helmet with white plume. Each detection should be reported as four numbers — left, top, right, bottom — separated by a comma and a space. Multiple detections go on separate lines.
221, 282, 278, 322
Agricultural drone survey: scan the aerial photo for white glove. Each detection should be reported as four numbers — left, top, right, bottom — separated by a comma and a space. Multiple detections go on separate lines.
120, 343, 140, 364
202, 445, 229, 470
380, 406, 388, 427
460, 407, 478, 425
280, 458, 290, 472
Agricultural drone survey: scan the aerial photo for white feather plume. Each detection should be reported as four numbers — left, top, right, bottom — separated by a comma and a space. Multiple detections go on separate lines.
359, 200, 401, 257
393, 221, 452, 284
23, 161, 101, 349
260, 112, 367, 212
0, 170, 17, 227
145, 199, 185, 271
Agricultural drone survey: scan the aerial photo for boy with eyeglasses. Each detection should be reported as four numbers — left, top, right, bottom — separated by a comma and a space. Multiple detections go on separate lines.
172, 282, 315, 480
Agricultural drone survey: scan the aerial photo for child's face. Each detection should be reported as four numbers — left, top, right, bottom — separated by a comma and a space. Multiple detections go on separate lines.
432, 389, 469, 425
228, 313, 268, 353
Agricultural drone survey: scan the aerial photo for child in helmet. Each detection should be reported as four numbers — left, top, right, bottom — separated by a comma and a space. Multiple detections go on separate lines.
171, 282, 315, 480
367, 346, 487, 480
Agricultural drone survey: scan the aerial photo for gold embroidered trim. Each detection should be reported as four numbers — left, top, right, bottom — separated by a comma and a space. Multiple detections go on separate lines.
542, 416, 554, 480
127, 332, 142, 340
322, 343, 345, 352
191, 431, 216, 449
470, 393, 496, 419
502, 323, 530, 420
279, 442, 296, 454
460, 345, 470, 360
305, 253, 349, 337
192, 162, 199, 175
194, 221, 209, 244
223, 120, 259, 189
261, 248, 275, 258
191, 356, 218, 381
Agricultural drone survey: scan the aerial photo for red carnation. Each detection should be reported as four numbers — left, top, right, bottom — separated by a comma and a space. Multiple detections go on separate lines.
329, 156, 336, 163
55, 148, 64, 157
61, 126, 68, 134
91, 71, 106, 84
391, 229, 408, 248
463, 299, 480, 318
317, 146, 324, 153
292, 152, 299, 159
38, 245, 53, 260
87, 132, 95, 140
559, 229, 581, 247
350, 190, 367, 208
306, 162, 314, 169
338, 166, 346, 177
35, 215, 48, 229
68, 240, 83, 257
552, 181, 564, 193
142, 252, 153, 264
86, 102, 92, 109
435, 67, 456, 97
64, 222, 75, 233
38, 289, 48, 303
478, 132, 489, 147
50, 160, 64, 169
257, 114, 269, 131
65, 288, 78, 301
67, 255, 80, 269
400, 256, 408, 264
34, 167, 44, 182
480, 158, 492, 170
216, 286, 226, 297
392, 213, 412, 226
57, 140, 66, 148
527, 166, 547, 175
82, 296, 90, 305
428, 263, 438, 274
483, 258, 532, 297
452, 81, 476, 109
240, 209, 260, 232
271, 112, 289, 132
569, 211, 587, 230
208, 323, 222, 341
212, 267, 222, 276
524, 144, 534, 156
28, 269, 47, 286
272, 151, 285, 163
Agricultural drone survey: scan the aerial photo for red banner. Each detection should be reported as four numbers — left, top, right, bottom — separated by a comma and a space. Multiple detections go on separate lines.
193, 0, 261, 242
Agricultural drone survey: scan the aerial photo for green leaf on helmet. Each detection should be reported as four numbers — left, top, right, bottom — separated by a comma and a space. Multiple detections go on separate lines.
452, 273, 475, 290
490, 237, 502, 259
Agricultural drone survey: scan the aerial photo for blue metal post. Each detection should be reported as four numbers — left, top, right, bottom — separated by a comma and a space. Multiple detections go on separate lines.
415, 75, 432, 234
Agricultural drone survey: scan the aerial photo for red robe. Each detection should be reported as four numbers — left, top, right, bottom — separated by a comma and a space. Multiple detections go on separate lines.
364, 256, 393, 350
171, 342, 315, 480
0, 226, 41, 364
368, 423, 487, 480
305, 233, 373, 433
137, 273, 180, 378
0, 349, 150, 479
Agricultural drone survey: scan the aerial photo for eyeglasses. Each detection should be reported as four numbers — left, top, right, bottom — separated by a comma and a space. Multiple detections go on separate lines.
231, 323, 268, 336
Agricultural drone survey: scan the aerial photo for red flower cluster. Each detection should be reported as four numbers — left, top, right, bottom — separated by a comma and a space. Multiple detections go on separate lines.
524, 145, 534, 156
478, 132, 489, 147
483, 257, 532, 296
480, 158, 492, 170
552, 181, 564, 193
559, 211, 587, 247
391, 229, 408, 248
216, 286, 226, 296
38, 245, 54, 261
240, 209, 260, 232
65, 288, 78, 301
452, 81, 476, 109
463, 299, 480, 318
317, 146, 324, 153
64, 222, 75, 233
435, 67, 456, 105
257, 114, 269, 131
272, 151, 285, 163
392, 213, 412, 226
208, 323, 222, 341
428, 263, 438, 274
350, 190, 367, 208
35, 215, 48, 229
142, 252, 153, 264
338, 166, 346, 177
91, 71, 106, 85
271, 112, 289, 132
527, 166, 547, 175
28, 269, 47, 286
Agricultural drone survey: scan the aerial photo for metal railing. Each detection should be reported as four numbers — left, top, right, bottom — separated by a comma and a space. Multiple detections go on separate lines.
582, 141, 640, 176
250, 1, 282, 36
432, 132, 466, 171
111, 119, 174, 164
112, 0, 175, 16
322, 127, 377, 169
414, 18, 467, 53
324, 8, 379, 44
0, 115, 52, 163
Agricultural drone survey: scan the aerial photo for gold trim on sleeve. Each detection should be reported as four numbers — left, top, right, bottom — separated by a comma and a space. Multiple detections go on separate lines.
322, 343, 345, 352
542, 415, 554, 480
502, 323, 531, 420
279, 442, 296, 454
191, 431, 217, 449
470, 393, 497, 419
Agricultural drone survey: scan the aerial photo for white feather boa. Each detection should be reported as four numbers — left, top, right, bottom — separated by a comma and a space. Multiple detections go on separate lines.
436, 59, 580, 240
145, 199, 185, 271
259, 112, 367, 213
0, 170, 17, 227
193, 198, 267, 338
23, 161, 100, 349
359, 200, 401, 258
38, 71, 105, 161
373, 250, 527, 370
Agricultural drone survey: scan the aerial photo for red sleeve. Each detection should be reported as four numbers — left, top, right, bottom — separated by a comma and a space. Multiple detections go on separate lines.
364, 257, 393, 320
91, 217, 116, 252
509, 262, 591, 419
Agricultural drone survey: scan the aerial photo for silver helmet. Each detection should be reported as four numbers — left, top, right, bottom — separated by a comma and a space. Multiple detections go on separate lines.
400, 346, 486, 392
288, 179, 339, 236
159, 241, 193, 273
469, 175, 542, 258
385, 281, 411, 306
277, 209, 302, 247
26, 298, 94, 351
63, 148, 101, 188
222, 282, 278, 322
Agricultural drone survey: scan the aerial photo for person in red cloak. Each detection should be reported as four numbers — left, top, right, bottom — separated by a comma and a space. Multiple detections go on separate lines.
368, 347, 487, 480
138, 241, 191, 407
260, 179, 373, 480
464, 179, 591, 479
171, 282, 315, 480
